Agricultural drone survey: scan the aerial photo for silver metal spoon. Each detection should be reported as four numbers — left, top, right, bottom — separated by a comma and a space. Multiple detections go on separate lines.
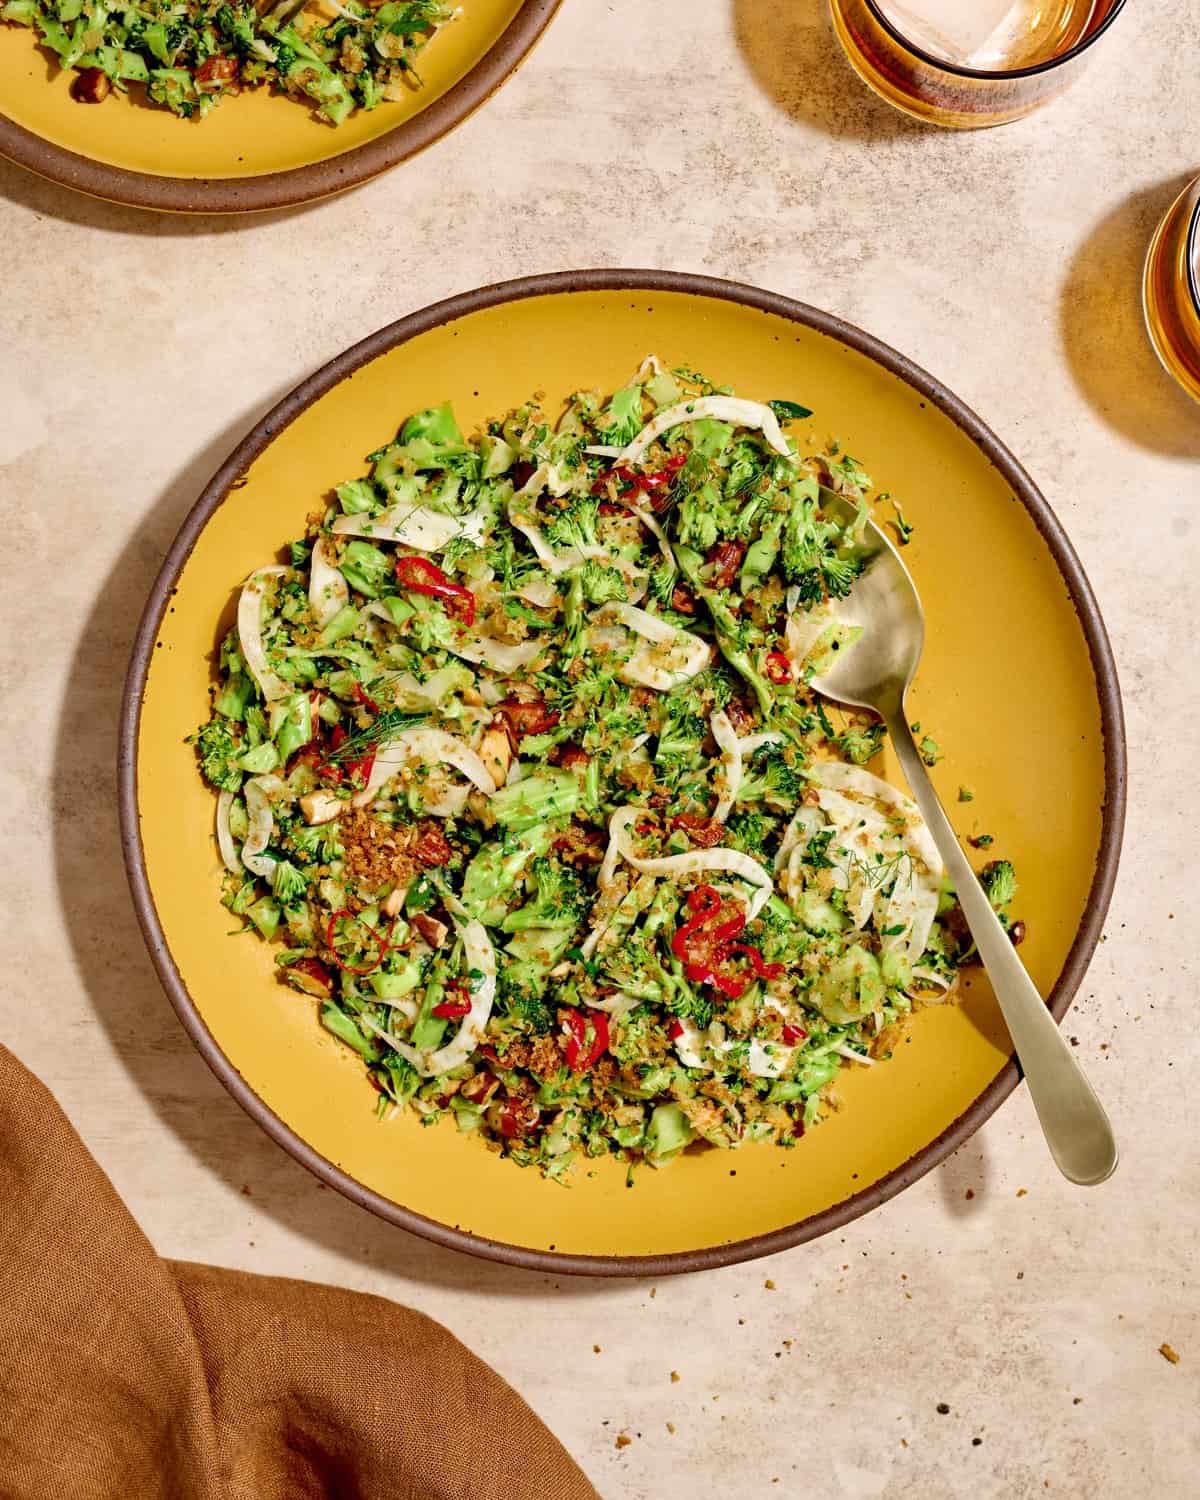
809, 493, 1118, 1186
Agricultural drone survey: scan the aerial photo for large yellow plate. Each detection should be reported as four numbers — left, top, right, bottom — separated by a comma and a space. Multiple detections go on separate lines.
120, 273, 1125, 1273
0, 2, 559, 212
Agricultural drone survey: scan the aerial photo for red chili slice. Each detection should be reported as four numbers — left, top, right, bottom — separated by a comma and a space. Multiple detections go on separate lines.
431, 982, 473, 1019
324, 909, 393, 976
323, 724, 376, 789
394, 554, 476, 625
667, 1018, 685, 1041
670, 886, 757, 998
728, 943, 785, 981
781, 1024, 807, 1045
765, 651, 792, 685
562, 1007, 610, 1073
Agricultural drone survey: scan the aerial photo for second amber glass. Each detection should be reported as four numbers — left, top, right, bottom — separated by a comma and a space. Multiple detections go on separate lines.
1143, 176, 1200, 405
829, 0, 1128, 129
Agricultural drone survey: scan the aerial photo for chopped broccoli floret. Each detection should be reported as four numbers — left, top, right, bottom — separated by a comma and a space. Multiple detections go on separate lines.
739, 745, 803, 807
502, 858, 587, 933
918, 734, 943, 766
543, 495, 601, 552
983, 860, 1017, 910
834, 723, 886, 765
579, 558, 628, 605
194, 719, 243, 792
725, 810, 772, 858
780, 481, 863, 604
271, 861, 309, 902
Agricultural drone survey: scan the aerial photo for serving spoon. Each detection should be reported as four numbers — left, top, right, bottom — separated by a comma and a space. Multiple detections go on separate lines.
808, 494, 1118, 1186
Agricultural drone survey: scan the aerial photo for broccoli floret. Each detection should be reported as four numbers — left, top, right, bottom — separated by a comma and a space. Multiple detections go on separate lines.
750, 900, 810, 969
654, 702, 706, 768
579, 558, 628, 605
507, 993, 554, 1032
802, 829, 836, 870
739, 745, 804, 808
983, 860, 1017, 910
271, 861, 309, 902
502, 858, 587, 933
289, 821, 344, 863
834, 724, 886, 765
647, 554, 678, 605
725, 810, 772, 858
194, 719, 243, 792
543, 495, 601, 552
780, 482, 863, 604
677, 481, 740, 552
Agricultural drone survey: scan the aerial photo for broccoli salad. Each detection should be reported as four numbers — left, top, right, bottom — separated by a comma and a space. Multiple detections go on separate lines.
2, 0, 452, 121
193, 358, 1019, 1182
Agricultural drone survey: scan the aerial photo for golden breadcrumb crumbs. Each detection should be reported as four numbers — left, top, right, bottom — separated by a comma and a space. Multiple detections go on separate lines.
1159, 1342, 1180, 1365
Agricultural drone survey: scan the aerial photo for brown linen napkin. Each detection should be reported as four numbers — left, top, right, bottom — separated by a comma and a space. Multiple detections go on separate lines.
0, 1044, 600, 1500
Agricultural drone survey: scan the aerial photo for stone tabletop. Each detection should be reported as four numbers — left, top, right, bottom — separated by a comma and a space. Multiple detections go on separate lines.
2, 2, 1197, 1495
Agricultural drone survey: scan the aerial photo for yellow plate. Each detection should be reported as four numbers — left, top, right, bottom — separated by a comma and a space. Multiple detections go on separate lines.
0, 2, 559, 212
120, 273, 1125, 1274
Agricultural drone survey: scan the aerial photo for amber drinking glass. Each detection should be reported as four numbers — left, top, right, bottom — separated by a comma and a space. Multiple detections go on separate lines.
1143, 176, 1200, 405
829, 0, 1128, 129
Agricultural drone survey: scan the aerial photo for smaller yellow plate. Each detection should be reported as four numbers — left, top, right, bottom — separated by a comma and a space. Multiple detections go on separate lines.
121, 272, 1125, 1274
0, 1, 559, 212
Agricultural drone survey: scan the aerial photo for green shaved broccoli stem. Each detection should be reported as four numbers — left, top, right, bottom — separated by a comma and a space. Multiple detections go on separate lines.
674, 545, 774, 717
490, 773, 582, 833
321, 1002, 382, 1063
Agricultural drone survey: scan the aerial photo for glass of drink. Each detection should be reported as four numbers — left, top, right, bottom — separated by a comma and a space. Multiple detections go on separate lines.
828, 0, 1128, 128
1143, 176, 1200, 405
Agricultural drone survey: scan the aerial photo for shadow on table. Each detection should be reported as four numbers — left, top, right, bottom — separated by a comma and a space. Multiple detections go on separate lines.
732, 0, 923, 142
935, 1135, 993, 1219
0, 153, 312, 235
51, 401, 629, 1299
1060, 174, 1200, 460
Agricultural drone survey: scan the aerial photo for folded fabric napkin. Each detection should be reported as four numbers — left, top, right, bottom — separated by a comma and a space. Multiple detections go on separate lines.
0, 1044, 599, 1500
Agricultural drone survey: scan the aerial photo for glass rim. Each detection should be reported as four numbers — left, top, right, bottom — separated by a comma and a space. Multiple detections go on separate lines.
1188, 192, 1200, 323
862, 0, 1130, 83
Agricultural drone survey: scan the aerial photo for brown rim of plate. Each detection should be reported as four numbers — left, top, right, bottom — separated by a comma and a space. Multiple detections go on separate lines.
0, 0, 561, 215
862, 0, 1128, 82
118, 269, 1127, 1277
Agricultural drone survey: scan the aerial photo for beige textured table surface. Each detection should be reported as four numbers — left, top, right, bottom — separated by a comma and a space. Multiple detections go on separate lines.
2, 3, 1199, 1496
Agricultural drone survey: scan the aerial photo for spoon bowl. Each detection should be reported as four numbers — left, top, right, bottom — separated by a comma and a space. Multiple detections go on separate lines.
809, 492, 925, 716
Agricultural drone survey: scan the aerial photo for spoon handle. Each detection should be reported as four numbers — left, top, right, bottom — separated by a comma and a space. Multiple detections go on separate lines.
885, 710, 1118, 1186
